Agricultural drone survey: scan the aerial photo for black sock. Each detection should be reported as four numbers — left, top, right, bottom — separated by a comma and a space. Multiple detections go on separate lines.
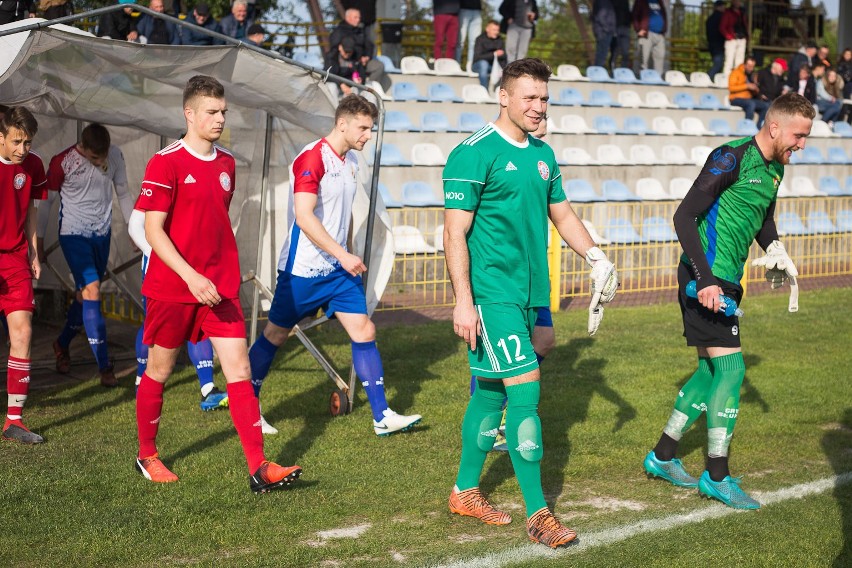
706, 456, 730, 481
653, 433, 679, 462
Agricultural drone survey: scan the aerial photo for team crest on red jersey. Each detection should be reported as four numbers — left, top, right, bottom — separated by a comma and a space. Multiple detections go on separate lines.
537, 161, 549, 181
14, 173, 26, 190
219, 172, 232, 192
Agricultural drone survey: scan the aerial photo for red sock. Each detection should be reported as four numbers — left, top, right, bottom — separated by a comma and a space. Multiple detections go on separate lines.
227, 380, 265, 472
6, 356, 30, 420
136, 373, 164, 459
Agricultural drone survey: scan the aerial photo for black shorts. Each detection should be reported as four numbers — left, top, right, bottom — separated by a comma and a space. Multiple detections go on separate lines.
678, 262, 743, 348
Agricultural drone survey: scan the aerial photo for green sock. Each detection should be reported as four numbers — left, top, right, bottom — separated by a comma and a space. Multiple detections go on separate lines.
505, 381, 548, 517
663, 357, 714, 441
707, 352, 746, 457
455, 379, 506, 490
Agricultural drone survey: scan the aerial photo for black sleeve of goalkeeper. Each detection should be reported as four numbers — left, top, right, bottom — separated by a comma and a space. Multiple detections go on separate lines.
755, 200, 780, 250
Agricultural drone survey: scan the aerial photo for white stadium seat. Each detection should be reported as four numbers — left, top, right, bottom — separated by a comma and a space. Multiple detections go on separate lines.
596, 144, 626, 165
400, 56, 434, 75
560, 114, 596, 134
617, 89, 643, 108
652, 115, 680, 135
669, 177, 693, 199
629, 144, 657, 165
691, 145, 713, 165
562, 147, 594, 165
392, 225, 436, 254
689, 71, 713, 88
636, 178, 671, 200
433, 58, 476, 77
661, 144, 692, 164
556, 64, 588, 81
461, 83, 496, 104
664, 70, 689, 86
645, 90, 675, 108
681, 117, 712, 136
410, 143, 447, 166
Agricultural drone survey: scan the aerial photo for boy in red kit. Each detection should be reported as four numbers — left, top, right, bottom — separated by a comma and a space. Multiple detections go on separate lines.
0, 106, 47, 444
134, 76, 301, 493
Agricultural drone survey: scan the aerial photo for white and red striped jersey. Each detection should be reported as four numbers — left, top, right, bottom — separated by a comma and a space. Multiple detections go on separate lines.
279, 138, 359, 277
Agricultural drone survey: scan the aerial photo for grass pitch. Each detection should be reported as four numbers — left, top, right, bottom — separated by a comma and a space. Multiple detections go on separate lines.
2, 286, 851, 567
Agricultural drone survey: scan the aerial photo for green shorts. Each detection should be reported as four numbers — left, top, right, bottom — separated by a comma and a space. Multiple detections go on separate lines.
469, 303, 540, 379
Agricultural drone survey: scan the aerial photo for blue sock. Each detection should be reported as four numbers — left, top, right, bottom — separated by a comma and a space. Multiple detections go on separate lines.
249, 334, 278, 397
188, 339, 215, 396
536, 352, 544, 365
352, 340, 389, 422
58, 300, 84, 348
82, 299, 109, 370
135, 325, 148, 379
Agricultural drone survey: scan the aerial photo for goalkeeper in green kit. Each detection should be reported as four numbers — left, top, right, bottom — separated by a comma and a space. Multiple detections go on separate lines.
643, 93, 814, 509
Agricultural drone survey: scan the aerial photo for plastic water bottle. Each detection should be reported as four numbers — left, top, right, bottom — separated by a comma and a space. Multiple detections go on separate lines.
685, 280, 744, 317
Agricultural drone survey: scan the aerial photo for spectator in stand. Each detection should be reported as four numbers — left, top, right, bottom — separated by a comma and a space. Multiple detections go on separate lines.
97, 0, 139, 42
610, 0, 631, 70
245, 23, 265, 47
457, 0, 482, 71
0, 0, 35, 25
433, 0, 460, 61
720, 0, 748, 75
729, 55, 768, 127
706, 0, 726, 80
138, 0, 181, 45
182, 2, 223, 45
822, 68, 850, 124
592, 0, 616, 69
632, 0, 666, 75
817, 45, 832, 69
39, 0, 73, 21
328, 8, 391, 91
793, 64, 816, 104
757, 58, 787, 103
342, 0, 378, 57
162, 0, 186, 18
499, 0, 537, 63
787, 41, 817, 92
325, 35, 365, 97
813, 63, 843, 127
471, 20, 506, 89
837, 48, 852, 99
220, 0, 253, 41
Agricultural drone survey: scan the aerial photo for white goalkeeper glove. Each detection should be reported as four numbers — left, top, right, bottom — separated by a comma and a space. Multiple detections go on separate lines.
752, 240, 799, 312
586, 247, 618, 335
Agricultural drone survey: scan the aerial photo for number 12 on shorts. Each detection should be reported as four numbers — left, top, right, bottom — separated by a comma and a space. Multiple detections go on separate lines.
497, 335, 527, 364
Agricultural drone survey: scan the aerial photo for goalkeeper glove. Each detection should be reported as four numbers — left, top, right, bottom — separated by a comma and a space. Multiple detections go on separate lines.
586, 247, 618, 335
752, 240, 799, 312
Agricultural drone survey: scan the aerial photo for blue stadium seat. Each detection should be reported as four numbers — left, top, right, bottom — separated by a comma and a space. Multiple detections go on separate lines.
833, 121, 852, 137
593, 115, 619, 134
375, 54, 401, 73
420, 111, 453, 132
371, 143, 412, 166
401, 181, 443, 206
639, 69, 667, 84
556, 87, 584, 106
613, 67, 638, 83
604, 217, 646, 243
622, 115, 652, 135
709, 119, 732, 136
391, 81, 424, 101
819, 176, 844, 196
458, 112, 487, 132
642, 216, 678, 241
585, 65, 613, 82
427, 82, 462, 102
672, 92, 696, 109
827, 147, 851, 164
587, 89, 619, 107
291, 50, 324, 68
836, 209, 852, 231
735, 119, 759, 136
602, 179, 640, 201
564, 179, 599, 202
799, 146, 825, 164
378, 183, 402, 208
807, 211, 838, 234
384, 110, 416, 132
698, 93, 723, 110
848, 176, 852, 195
776, 211, 807, 235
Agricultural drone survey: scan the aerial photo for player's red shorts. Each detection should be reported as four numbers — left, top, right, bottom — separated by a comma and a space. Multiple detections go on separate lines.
0, 248, 36, 316
143, 297, 246, 349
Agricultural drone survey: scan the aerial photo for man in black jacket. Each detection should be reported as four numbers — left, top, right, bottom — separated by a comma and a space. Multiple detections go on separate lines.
757, 58, 787, 103
181, 2, 224, 46
0, 0, 34, 25
97, 0, 139, 42
328, 8, 391, 90
706, 0, 725, 79
787, 41, 817, 91
471, 20, 506, 89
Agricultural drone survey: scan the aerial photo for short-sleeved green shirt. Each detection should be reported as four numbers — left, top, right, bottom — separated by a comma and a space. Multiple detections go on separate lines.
443, 123, 565, 307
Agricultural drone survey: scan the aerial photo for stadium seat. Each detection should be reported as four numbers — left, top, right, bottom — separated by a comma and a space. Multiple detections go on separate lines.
546, 116, 566, 134
410, 142, 446, 166
587, 89, 618, 107
833, 121, 852, 137
827, 146, 851, 164
420, 111, 453, 132
458, 112, 487, 132
617, 89, 643, 108
401, 181, 443, 206
433, 58, 475, 76
713, 72, 730, 88
776, 212, 807, 235
790, 175, 824, 196
291, 50, 324, 69
586, 65, 614, 82
561, 114, 596, 134
393, 225, 437, 254
596, 144, 626, 165
375, 54, 401, 73
636, 178, 671, 200
561, 146, 594, 165
698, 93, 724, 110
836, 209, 852, 231
847, 176, 852, 195
734, 119, 759, 136
613, 67, 638, 83
593, 115, 619, 134
691, 145, 713, 165
622, 115, 652, 135
603, 217, 645, 243
652, 115, 679, 135
640, 69, 668, 85
383, 110, 417, 132
564, 179, 600, 202
556, 64, 588, 81
777, 180, 794, 198
364, 80, 392, 102
809, 120, 834, 137
672, 92, 697, 109
371, 143, 411, 166
427, 82, 462, 102
798, 146, 825, 164
581, 219, 610, 245
629, 143, 657, 165
645, 91, 675, 108
434, 223, 444, 251
378, 183, 402, 208
661, 144, 691, 164
602, 179, 640, 201
689, 71, 713, 88
555, 87, 584, 106
461, 84, 496, 103
642, 216, 678, 241
664, 70, 689, 86
709, 118, 732, 136
391, 81, 424, 101
807, 211, 838, 234
400, 56, 433, 74
818, 176, 844, 196
669, 177, 692, 199
681, 117, 711, 135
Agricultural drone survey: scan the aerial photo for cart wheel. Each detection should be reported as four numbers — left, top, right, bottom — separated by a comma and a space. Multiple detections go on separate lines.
329, 388, 350, 416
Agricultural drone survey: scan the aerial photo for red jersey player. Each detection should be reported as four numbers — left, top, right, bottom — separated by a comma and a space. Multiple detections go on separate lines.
0, 106, 47, 444
133, 76, 301, 492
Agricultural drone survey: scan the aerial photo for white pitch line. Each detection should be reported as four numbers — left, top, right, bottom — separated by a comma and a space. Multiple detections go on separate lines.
429, 472, 852, 568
